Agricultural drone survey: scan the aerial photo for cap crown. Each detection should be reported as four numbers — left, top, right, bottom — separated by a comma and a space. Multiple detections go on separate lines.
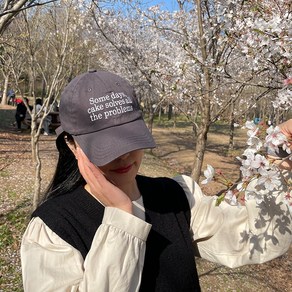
59, 70, 142, 135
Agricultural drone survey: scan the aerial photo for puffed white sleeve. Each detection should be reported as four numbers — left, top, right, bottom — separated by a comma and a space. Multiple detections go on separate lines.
174, 173, 292, 268
21, 207, 151, 292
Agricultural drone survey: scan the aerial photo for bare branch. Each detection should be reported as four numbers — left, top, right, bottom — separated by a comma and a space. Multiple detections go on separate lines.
0, 0, 58, 35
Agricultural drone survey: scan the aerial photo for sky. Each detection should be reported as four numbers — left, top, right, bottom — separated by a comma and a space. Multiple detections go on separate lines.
145, 0, 179, 11
103, 1, 181, 14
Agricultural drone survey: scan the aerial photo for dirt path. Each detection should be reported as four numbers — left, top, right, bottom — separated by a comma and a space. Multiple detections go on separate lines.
152, 126, 246, 195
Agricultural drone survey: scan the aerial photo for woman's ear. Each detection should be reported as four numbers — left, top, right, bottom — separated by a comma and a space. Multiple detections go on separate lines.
64, 136, 78, 158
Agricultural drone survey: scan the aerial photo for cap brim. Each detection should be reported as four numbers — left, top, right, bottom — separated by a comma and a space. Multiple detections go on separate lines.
72, 119, 156, 166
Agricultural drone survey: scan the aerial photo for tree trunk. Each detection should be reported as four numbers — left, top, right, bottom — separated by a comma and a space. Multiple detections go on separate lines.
168, 104, 173, 120
0, 0, 31, 35
191, 0, 212, 183
228, 101, 235, 153
147, 108, 154, 134
173, 108, 176, 128
1, 75, 9, 105
31, 122, 42, 210
191, 121, 209, 182
158, 105, 162, 124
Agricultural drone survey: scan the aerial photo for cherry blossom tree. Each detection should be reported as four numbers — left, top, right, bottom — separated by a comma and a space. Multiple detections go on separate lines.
229, 0, 291, 120
139, 1, 256, 181
2, 0, 291, 207
88, 0, 180, 132
197, 0, 292, 254
140, 0, 291, 180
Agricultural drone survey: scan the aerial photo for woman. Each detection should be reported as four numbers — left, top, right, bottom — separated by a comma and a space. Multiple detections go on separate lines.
21, 70, 291, 291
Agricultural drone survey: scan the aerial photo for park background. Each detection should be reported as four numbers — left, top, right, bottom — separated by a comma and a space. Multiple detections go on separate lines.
0, 0, 291, 291
0, 105, 291, 291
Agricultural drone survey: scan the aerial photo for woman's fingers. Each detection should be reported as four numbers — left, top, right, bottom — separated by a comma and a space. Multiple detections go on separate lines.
76, 147, 132, 213
76, 147, 104, 189
279, 119, 292, 141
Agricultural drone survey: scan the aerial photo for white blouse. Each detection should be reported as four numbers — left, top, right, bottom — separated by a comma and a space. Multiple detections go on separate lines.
21, 174, 292, 292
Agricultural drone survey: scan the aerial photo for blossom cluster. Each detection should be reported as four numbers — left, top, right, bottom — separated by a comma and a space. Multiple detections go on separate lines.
202, 121, 292, 211
232, 0, 292, 112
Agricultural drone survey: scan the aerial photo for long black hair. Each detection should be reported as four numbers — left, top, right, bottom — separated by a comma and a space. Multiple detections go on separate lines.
40, 132, 85, 204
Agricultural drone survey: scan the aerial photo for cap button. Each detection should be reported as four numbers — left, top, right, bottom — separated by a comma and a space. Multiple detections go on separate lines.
88, 68, 97, 73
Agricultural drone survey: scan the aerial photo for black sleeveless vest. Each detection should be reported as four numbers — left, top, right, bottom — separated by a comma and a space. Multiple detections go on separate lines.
33, 175, 201, 291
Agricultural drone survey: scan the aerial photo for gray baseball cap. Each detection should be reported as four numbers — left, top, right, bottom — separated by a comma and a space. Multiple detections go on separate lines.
56, 69, 155, 166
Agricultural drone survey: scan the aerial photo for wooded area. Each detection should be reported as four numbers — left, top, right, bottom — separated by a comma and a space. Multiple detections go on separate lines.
0, 0, 291, 206
0, 107, 291, 291
0, 1, 291, 290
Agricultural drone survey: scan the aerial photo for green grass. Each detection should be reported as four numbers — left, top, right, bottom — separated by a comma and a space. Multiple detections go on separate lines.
0, 170, 9, 177
0, 200, 30, 291
7, 190, 18, 200
147, 113, 192, 128
0, 108, 15, 129
147, 113, 239, 135
0, 203, 29, 248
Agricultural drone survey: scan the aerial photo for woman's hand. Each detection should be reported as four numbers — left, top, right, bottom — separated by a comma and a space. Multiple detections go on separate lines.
76, 147, 133, 214
279, 119, 292, 143
270, 119, 292, 170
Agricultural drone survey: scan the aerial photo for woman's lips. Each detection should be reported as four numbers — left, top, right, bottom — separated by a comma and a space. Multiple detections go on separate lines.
111, 164, 133, 174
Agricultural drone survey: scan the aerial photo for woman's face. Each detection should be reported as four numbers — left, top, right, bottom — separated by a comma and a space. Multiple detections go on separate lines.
98, 150, 144, 187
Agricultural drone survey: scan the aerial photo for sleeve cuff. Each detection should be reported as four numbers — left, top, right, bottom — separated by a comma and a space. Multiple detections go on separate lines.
102, 207, 152, 241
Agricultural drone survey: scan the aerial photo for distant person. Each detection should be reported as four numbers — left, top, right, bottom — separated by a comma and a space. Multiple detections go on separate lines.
14, 98, 29, 132
21, 70, 292, 291
253, 117, 261, 124
15, 97, 23, 105
35, 98, 52, 135
7, 89, 16, 106
35, 98, 42, 114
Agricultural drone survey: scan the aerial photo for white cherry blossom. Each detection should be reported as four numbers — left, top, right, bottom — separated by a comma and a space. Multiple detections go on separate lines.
201, 164, 215, 185
257, 169, 282, 191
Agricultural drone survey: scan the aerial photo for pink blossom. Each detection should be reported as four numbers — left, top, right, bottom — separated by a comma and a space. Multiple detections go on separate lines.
265, 126, 287, 151
283, 77, 292, 85
250, 154, 269, 170
284, 192, 292, 213
285, 192, 291, 201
